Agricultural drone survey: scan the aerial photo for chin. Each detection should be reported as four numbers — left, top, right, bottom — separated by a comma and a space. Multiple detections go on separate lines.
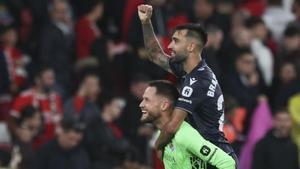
140, 115, 155, 124
140, 118, 151, 124
170, 55, 186, 63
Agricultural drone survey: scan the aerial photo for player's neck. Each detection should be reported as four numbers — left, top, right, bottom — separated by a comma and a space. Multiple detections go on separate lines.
183, 53, 202, 74
155, 111, 171, 129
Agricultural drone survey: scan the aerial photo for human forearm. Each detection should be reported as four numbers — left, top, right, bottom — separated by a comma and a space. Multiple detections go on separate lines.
155, 122, 177, 150
155, 108, 187, 149
141, 21, 169, 69
138, 4, 170, 72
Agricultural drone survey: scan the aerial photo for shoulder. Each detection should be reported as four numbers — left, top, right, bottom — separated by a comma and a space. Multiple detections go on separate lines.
191, 66, 216, 87
174, 122, 199, 145
38, 139, 57, 153
254, 136, 270, 149
19, 89, 34, 97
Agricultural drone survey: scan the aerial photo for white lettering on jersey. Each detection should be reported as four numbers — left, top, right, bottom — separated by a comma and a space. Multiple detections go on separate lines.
217, 95, 224, 111
218, 113, 225, 132
178, 98, 192, 104
182, 86, 193, 97
207, 74, 218, 97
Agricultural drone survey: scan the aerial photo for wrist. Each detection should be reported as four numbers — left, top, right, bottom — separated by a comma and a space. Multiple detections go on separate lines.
141, 19, 151, 24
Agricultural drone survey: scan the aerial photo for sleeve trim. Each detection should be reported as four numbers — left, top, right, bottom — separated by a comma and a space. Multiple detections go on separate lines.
207, 148, 217, 163
174, 107, 193, 115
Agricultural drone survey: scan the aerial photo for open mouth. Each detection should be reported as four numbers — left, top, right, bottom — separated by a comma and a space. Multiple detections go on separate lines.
170, 51, 175, 57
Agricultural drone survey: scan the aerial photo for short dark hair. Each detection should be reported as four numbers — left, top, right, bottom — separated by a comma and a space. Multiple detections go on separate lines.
34, 66, 53, 79
98, 92, 121, 109
273, 107, 290, 117
61, 117, 85, 132
79, 73, 99, 84
16, 106, 39, 126
284, 25, 300, 37
173, 23, 208, 46
235, 47, 252, 61
245, 16, 265, 29
82, 0, 103, 15
148, 80, 179, 106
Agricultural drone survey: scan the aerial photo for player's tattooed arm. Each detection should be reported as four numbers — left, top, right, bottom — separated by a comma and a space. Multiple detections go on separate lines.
141, 21, 171, 72
138, 4, 171, 73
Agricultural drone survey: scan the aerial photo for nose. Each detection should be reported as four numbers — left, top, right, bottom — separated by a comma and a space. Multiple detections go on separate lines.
167, 41, 173, 50
139, 100, 144, 109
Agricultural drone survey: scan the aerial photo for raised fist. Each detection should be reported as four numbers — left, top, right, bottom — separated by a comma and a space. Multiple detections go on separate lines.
138, 4, 153, 23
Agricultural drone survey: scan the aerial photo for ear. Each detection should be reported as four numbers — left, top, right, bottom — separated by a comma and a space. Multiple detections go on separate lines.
160, 100, 170, 111
187, 42, 197, 52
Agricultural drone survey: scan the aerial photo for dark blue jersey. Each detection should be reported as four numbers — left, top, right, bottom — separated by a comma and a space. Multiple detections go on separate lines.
169, 60, 228, 144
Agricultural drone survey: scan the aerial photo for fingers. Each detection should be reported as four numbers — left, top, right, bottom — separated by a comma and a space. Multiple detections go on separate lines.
138, 4, 153, 14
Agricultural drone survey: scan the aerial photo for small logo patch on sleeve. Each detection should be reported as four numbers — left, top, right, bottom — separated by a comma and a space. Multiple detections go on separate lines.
200, 145, 211, 156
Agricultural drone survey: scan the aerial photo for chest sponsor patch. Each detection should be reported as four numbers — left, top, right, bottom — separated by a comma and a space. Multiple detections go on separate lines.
182, 86, 193, 97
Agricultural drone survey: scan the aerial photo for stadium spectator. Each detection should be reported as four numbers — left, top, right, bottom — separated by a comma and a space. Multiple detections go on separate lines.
263, 0, 295, 42
0, 25, 29, 120
202, 25, 223, 79
190, 0, 214, 25
38, 0, 74, 95
9, 106, 41, 169
84, 93, 132, 169
0, 25, 29, 91
219, 27, 252, 73
64, 74, 101, 124
75, 0, 104, 60
223, 48, 265, 133
90, 35, 128, 93
252, 108, 298, 169
277, 24, 300, 67
117, 74, 153, 164
210, 0, 235, 37
246, 16, 274, 86
34, 117, 90, 169
11, 67, 63, 148
271, 62, 298, 109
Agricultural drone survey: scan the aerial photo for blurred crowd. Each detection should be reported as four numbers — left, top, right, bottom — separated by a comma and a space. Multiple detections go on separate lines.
0, 0, 300, 169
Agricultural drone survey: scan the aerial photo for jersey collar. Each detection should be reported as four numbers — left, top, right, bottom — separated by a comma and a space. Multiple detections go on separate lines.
188, 59, 207, 75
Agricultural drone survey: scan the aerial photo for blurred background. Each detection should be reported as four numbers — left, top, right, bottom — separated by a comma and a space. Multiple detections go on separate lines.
0, 0, 300, 168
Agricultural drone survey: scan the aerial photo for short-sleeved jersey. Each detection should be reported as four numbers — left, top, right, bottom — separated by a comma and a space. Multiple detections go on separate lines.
163, 121, 235, 169
169, 60, 228, 144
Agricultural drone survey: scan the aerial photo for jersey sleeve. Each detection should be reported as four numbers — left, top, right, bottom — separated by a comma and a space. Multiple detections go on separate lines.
177, 123, 236, 169
175, 81, 206, 114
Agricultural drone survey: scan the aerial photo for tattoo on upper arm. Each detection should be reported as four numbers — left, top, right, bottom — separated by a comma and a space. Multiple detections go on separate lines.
142, 22, 171, 72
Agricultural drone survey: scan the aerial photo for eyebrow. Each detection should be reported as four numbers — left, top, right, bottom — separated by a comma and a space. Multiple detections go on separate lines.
172, 37, 179, 41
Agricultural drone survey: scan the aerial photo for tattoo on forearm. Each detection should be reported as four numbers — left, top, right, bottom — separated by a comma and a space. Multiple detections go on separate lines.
142, 21, 170, 71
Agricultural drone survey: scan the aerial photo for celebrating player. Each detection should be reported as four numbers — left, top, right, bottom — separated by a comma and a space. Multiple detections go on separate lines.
139, 80, 236, 169
138, 4, 238, 168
